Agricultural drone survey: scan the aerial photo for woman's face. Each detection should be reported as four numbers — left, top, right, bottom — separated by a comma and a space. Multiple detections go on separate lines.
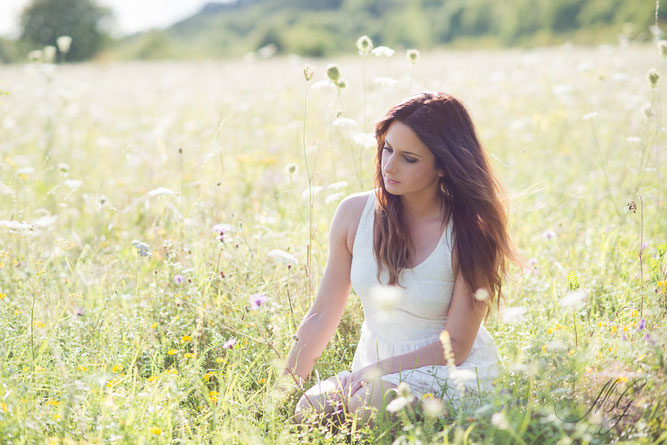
381, 121, 444, 197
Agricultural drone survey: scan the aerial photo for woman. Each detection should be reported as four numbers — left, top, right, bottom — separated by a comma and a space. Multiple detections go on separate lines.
283, 92, 519, 428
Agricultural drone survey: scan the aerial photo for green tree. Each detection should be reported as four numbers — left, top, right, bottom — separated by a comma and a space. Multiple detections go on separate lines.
20, 0, 111, 61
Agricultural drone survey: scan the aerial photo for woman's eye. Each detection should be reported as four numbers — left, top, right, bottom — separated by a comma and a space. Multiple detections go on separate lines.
383, 145, 392, 152
404, 157, 417, 163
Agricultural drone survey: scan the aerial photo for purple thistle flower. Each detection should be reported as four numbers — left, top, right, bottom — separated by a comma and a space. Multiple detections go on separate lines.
222, 338, 236, 349
174, 274, 185, 285
212, 223, 231, 243
621, 332, 627, 341
249, 293, 268, 310
645, 333, 656, 346
638, 318, 646, 331
74, 307, 84, 317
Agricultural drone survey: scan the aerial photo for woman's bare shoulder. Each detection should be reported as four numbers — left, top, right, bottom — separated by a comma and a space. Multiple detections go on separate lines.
333, 190, 374, 253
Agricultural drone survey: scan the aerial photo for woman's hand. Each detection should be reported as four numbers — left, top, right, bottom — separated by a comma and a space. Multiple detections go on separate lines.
340, 366, 383, 401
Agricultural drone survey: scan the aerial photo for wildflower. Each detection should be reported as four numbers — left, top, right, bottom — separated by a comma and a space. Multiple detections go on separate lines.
303, 65, 315, 82
149, 426, 162, 435
45, 400, 59, 407
165, 369, 177, 375
541, 345, 547, 354
33, 320, 45, 328
610, 326, 617, 334
422, 396, 445, 418
638, 318, 646, 331
35, 366, 45, 372
328, 181, 348, 191
184, 353, 193, 359
386, 382, 414, 412
541, 230, 556, 239
249, 293, 268, 310
0, 220, 36, 233
406, 49, 420, 65
43, 46, 56, 63
644, 334, 656, 345
630, 310, 639, 317
209, 390, 219, 403
621, 332, 627, 341
643, 103, 653, 118
147, 187, 177, 197
335, 79, 347, 89
353, 132, 376, 149
167, 349, 178, 356
74, 307, 84, 316
559, 289, 586, 308
203, 372, 213, 382
216, 357, 225, 364
131, 240, 152, 258
422, 393, 434, 399
326, 64, 340, 83
212, 223, 231, 242
284, 163, 298, 176
491, 411, 510, 430
28, 49, 42, 62
0, 402, 7, 413
648, 68, 659, 88
112, 364, 123, 373
501, 306, 527, 324
371, 46, 394, 57
0, 293, 6, 300
56, 36, 72, 54
268, 249, 298, 266
222, 338, 237, 349
106, 379, 119, 388
582, 112, 598, 120
148, 375, 158, 382
332, 117, 358, 128
356, 35, 373, 54
474, 288, 489, 301
77, 365, 87, 371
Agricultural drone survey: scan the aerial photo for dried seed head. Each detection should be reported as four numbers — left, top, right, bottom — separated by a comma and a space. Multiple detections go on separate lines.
356, 35, 373, 55
648, 68, 659, 88
326, 64, 340, 83
406, 49, 420, 65
303, 65, 314, 82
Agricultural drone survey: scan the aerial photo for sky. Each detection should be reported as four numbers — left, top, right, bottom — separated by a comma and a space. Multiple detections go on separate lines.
0, 0, 219, 38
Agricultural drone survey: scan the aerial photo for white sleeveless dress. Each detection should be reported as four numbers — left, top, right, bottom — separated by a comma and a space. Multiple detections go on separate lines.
332, 190, 504, 407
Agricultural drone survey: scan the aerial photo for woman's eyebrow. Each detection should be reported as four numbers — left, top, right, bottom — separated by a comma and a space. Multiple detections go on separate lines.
384, 140, 421, 157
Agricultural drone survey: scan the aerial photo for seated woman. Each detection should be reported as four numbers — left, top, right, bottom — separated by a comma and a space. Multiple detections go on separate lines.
282, 92, 519, 429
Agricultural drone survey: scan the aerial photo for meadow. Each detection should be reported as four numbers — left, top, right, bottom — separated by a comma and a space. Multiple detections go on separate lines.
0, 40, 665, 444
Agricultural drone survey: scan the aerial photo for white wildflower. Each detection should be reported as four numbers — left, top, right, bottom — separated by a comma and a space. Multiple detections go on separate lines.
422, 397, 444, 417
373, 76, 398, 87
301, 186, 323, 200
327, 181, 348, 191
64, 179, 82, 190
582, 112, 598, 121
491, 411, 510, 430
356, 35, 373, 55
16, 167, 34, 176
131, 240, 152, 257
332, 117, 358, 129
474, 288, 489, 301
501, 306, 527, 324
626, 136, 641, 143
353, 132, 376, 149
371, 46, 395, 57
310, 80, 335, 91
32, 214, 58, 228
0, 183, 15, 197
0, 220, 36, 232
386, 382, 415, 413
325, 192, 343, 204
268, 249, 298, 266
147, 187, 177, 197
559, 289, 587, 309
370, 285, 403, 312
56, 36, 72, 54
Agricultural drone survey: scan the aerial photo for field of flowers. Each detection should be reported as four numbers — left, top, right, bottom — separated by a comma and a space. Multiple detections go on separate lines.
0, 39, 665, 444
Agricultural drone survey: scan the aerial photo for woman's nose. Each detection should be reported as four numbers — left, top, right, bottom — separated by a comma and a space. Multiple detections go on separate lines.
383, 154, 396, 173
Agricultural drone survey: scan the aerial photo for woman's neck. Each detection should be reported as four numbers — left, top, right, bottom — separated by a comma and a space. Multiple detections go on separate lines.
399, 187, 445, 223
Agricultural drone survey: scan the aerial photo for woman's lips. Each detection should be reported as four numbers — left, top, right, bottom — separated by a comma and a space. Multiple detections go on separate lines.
386, 178, 399, 185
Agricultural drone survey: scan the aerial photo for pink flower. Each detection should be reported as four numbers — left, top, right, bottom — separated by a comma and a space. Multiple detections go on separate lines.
222, 338, 236, 349
249, 293, 268, 310
174, 274, 185, 285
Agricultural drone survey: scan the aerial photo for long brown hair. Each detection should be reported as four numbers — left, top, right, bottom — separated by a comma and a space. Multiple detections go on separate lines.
373, 92, 520, 317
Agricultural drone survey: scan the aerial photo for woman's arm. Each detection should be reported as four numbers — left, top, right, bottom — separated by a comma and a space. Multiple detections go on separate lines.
282, 195, 364, 385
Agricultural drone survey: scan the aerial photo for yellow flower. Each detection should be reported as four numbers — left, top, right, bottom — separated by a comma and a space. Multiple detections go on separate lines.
181, 335, 192, 343
167, 349, 178, 356
106, 379, 119, 388
585, 366, 593, 374
610, 326, 617, 334
209, 391, 219, 403
33, 321, 45, 328
547, 328, 553, 334
77, 365, 88, 371
259, 378, 266, 384
203, 372, 213, 382
630, 310, 639, 317
597, 321, 607, 327
541, 345, 547, 354
45, 400, 60, 406
151, 322, 157, 329
184, 353, 193, 359
112, 364, 123, 373
607, 346, 613, 352
35, 366, 45, 372
14, 309, 20, 315
597, 351, 602, 358
149, 426, 162, 435
616, 376, 628, 383
165, 369, 177, 375
215, 357, 225, 364
623, 326, 628, 332
148, 376, 158, 382
1, 402, 8, 412
567, 349, 574, 356
422, 393, 434, 400
0, 293, 6, 300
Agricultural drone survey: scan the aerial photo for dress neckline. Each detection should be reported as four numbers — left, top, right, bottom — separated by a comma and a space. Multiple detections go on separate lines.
370, 192, 450, 272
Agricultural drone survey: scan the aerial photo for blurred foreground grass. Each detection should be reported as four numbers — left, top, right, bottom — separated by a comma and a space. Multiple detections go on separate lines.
0, 44, 665, 443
